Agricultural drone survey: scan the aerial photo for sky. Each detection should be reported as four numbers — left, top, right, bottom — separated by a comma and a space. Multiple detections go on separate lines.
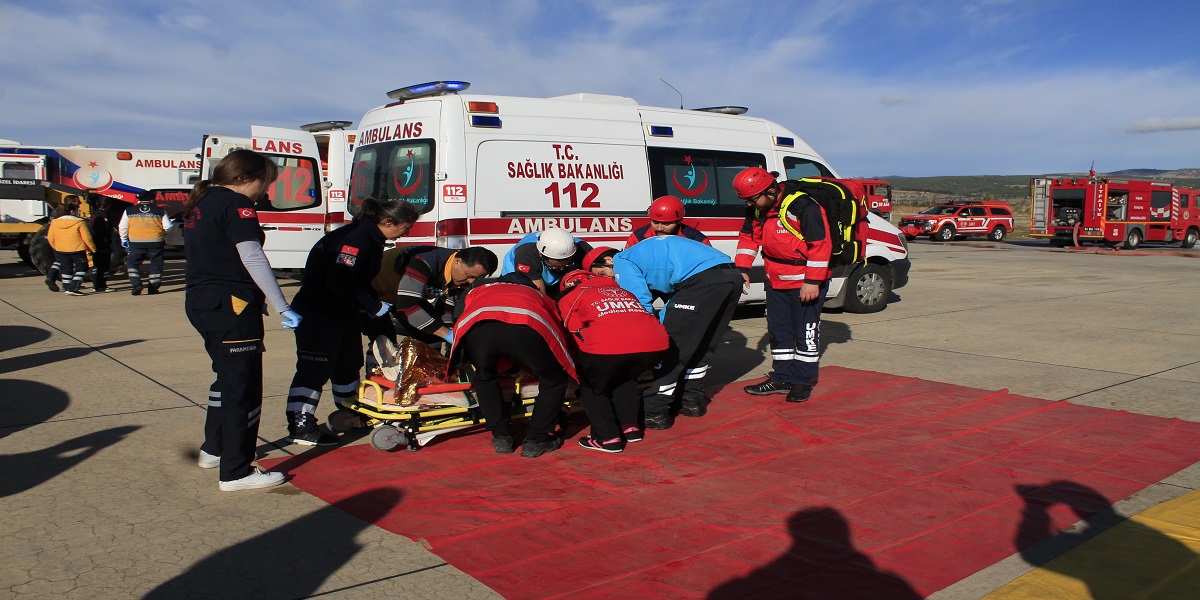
2, 0, 1199, 177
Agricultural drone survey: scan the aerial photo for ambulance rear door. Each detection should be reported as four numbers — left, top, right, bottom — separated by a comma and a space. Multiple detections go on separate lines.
200, 127, 326, 269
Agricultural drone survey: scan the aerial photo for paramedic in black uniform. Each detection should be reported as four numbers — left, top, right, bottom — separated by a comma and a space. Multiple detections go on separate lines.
183, 150, 299, 492
283, 197, 419, 446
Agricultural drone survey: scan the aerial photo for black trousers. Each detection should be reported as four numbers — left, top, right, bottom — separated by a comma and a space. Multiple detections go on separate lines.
577, 350, 662, 441
186, 286, 266, 482
90, 247, 110, 290
643, 265, 741, 413
459, 321, 568, 442
127, 244, 165, 289
286, 314, 364, 417
50, 251, 88, 292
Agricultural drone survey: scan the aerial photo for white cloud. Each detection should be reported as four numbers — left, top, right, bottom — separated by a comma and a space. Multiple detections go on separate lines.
1126, 118, 1200, 134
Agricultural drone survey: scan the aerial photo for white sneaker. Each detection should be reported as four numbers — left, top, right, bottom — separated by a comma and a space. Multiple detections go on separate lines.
198, 449, 220, 469
218, 467, 285, 491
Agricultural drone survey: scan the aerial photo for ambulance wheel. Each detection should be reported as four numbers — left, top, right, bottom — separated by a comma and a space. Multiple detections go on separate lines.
328, 408, 365, 432
1182, 228, 1198, 249
843, 263, 891, 314
988, 226, 1007, 242
369, 424, 406, 451
1123, 229, 1142, 250
28, 225, 54, 275
933, 225, 955, 242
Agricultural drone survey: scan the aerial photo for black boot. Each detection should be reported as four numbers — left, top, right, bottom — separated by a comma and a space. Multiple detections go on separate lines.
644, 410, 675, 430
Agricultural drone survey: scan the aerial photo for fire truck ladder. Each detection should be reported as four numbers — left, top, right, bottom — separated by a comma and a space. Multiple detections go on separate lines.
1031, 178, 1051, 233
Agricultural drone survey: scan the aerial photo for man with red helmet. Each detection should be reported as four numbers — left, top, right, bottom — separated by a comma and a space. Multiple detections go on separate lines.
732, 167, 831, 403
625, 195, 710, 248
557, 270, 669, 452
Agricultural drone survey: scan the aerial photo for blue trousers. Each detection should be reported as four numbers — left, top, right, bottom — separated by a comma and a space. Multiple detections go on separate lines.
765, 282, 828, 386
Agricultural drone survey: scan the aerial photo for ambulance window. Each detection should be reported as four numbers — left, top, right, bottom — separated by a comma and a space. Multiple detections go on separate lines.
648, 147, 766, 217
260, 156, 321, 211
348, 140, 435, 216
2, 162, 36, 180
783, 157, 833, 180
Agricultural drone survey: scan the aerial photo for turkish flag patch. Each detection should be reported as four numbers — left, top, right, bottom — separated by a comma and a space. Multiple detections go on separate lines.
517, 264, 531, 273
238, 208, 257, 219
340, 245, 360, 256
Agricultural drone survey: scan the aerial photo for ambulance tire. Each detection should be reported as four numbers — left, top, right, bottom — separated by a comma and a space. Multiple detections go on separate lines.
28, 225, 54, 275
933, 225, 955, 242
843, 263, 891, 314
1123, 228, 1142, 250
988, 226, 1007, 242
1182, 228, 1198, 249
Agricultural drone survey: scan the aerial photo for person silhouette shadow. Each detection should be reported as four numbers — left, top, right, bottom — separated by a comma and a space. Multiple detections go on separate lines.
709, 506, 921, 599
1014, 480, 1200, 599
143, 487, 403, 599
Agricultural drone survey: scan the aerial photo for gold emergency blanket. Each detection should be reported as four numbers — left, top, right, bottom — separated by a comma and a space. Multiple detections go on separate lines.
392, 337, 450, 407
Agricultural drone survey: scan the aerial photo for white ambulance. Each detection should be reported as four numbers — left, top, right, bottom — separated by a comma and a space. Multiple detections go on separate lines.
199, 121, 356, 270
328, 82, 911, 311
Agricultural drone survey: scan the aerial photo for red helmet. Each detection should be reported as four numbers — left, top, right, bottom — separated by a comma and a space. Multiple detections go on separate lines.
560, 269, 593, 291
733, 167, 776, 199
582, 247, 617, 271
648, 195, 685, 222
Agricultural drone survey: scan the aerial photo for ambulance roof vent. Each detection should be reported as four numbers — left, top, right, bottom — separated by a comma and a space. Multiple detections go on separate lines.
387, 81, 471, 101
549, 93, 638, 105
0, 139, 21, 145
300, 121, 354, 132
693, 106, 748, 115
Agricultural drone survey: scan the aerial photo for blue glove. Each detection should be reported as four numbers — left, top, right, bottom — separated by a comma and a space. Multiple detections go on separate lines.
280, 310, 302, 329
121, 240, 130, 249
374, 301, 392, 318
442, 329, 455, 344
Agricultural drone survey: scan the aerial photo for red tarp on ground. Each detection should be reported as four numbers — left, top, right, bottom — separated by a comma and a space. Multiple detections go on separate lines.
262, 367, 1200, 599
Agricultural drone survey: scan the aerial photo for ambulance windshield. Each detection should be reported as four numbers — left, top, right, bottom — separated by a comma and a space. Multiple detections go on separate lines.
348, 140, 435, 216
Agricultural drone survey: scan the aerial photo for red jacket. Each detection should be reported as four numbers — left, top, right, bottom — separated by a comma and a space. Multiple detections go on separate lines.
557, 276, 670, 355
448, 282, 577, 381
735, 181, 832, 289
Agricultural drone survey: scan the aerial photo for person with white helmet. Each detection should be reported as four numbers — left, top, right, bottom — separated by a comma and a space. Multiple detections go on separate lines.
500, 227, 593, 297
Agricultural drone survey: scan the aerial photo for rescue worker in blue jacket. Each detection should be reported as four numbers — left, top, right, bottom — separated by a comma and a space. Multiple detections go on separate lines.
500, 227, 593, 297
183, 149, 299, 492
283, 197, 419, 446
612, 236, 741, 430
120, 190, 174, 295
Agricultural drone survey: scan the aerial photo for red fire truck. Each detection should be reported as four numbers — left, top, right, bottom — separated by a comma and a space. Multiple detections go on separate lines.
1030, 172, 1200, 249
845, 178, 893, 220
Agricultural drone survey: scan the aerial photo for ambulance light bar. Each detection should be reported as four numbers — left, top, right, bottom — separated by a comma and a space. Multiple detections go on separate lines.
387, 81, 471, 101
467, 101, 498, 114
694, 106, 748, 115
301, 121, 354, 132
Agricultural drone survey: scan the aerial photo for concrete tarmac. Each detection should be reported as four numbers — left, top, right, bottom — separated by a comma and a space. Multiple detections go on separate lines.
2, 240, 1199, 598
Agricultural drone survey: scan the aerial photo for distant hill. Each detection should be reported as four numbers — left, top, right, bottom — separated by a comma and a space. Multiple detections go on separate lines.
886, 171, 1200, 204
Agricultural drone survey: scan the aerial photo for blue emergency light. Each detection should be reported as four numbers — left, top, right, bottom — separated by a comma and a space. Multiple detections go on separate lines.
471, 116, 502, 128
774, 136, 795, 148
387, 81, 471, 101
648, 126, 674, 137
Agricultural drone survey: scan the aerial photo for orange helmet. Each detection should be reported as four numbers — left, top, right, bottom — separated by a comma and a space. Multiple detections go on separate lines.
560, 269, 593, 291
648, 195, 685, 222
733, 166, 776, 199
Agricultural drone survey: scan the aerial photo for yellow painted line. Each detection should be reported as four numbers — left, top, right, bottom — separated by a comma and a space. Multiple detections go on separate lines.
984, 489, 1200, 599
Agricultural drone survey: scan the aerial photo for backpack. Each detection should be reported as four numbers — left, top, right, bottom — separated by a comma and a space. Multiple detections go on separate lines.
778, 177, 868, 267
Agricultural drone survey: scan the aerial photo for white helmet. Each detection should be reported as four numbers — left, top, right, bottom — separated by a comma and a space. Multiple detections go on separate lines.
536, 227, 577, 260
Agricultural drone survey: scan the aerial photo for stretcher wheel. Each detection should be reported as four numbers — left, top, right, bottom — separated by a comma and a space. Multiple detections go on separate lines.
369, 424, 406, 451
328, 408, 365, 433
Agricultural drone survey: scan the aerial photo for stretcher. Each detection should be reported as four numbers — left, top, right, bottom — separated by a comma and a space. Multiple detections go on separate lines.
329, 372, 578, 452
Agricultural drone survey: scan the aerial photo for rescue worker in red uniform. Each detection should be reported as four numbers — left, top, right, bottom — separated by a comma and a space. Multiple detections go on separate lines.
582, 246, 617, 277
183, 150, 298, 491
283, 197, 419, 446
625, 195, 710, 248
733, 167, 832, 403
557, 270, 669, 452
448, 272, 576, 458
